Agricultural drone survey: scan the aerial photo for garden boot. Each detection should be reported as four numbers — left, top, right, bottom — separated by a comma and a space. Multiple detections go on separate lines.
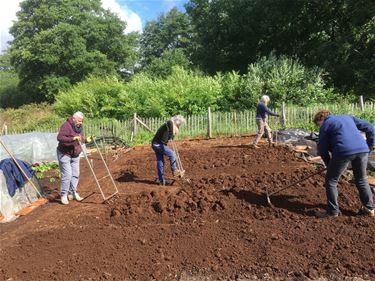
61, 196, 69, 205
73, 193, 83, 202
315, 210, 340, 218
160, 179, 174, 186
358, 206, 374, 217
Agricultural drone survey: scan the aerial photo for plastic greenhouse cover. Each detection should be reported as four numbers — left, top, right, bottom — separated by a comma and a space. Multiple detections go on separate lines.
0, 170, 39, 221
0, 132, 59, 164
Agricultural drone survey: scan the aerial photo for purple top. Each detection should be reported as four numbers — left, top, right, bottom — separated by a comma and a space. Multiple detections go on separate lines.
57, 117, 86, 157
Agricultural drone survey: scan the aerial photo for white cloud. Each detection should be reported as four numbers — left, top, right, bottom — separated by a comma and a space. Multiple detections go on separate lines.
101, 0, 142, 33
0, 0, 141, 53
162, 0, 182, 12
0, 0, 22, 52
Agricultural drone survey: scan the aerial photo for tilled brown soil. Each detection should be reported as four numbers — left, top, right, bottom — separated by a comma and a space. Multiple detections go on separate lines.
0, 136, 374, 281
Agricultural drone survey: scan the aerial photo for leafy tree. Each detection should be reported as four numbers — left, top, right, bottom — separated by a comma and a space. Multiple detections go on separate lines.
140, 8, 194, 75
0, 52, 23, 108
143, 48, 191, 78
186, 0, 375, 96
9, 0, 138, 103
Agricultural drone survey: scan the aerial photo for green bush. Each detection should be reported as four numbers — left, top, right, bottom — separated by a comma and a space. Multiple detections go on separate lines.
55, 67, 222, 118
235, 54, 342, 108
55, 76, 135, 119
0, 103, 62, 133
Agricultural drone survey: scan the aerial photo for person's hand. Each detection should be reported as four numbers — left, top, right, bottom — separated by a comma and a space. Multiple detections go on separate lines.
72, 135, 81, 142
371, 145, 375, 151
86, 135, 95, 143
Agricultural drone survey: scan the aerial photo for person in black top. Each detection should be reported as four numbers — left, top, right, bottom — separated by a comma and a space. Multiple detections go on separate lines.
151, 115, 186, 185
251, 95, 279, 148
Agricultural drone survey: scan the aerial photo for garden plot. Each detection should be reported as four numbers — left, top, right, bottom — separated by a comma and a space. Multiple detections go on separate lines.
0, 136, 374, 281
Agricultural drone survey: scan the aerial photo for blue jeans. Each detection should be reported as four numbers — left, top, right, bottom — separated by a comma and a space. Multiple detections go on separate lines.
325, 152, 374, 215
57, 149, 80, 197
151, 143, 177, 183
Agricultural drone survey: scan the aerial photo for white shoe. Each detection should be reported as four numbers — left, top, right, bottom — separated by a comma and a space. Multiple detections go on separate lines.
73, 193, 83, 202
358, 206, 375, 217
61, 196, 69, 205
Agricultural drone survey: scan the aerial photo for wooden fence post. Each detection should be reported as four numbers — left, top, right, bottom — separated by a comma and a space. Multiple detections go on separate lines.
281, 102, 286, 127
207, 107, 212, 138
133, 112, 137, 136
359, 95, 364, 111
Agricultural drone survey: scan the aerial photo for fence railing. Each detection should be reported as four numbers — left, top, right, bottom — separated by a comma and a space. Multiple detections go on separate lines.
3, 99, 375, 145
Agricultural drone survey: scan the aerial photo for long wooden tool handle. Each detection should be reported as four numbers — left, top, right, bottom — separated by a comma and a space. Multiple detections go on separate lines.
0, 139, 43, 198
269, 168, 326, 197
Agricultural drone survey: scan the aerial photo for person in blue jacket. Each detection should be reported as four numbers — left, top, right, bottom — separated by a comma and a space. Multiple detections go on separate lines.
314, 110, 375, 217
251, 95, 279, 148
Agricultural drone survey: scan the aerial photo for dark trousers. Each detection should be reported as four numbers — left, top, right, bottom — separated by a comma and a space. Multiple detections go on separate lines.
325, 152, 374, 215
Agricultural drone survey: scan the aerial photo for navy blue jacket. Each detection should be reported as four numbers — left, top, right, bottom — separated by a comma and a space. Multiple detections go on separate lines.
256, 103, 278, 120
318, 115, 375, 165
0, 158, 34, 197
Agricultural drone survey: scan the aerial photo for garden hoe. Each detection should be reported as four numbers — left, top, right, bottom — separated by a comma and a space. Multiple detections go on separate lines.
171, 139, 191, 184
265, 168, 326, 207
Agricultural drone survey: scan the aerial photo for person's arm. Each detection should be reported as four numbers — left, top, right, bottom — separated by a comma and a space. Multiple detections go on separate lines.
352, 116, 375, 149
263, 104, 279, 117
57, 122, 75, 145
318, 123, 331, 166
167, 120, 174, 140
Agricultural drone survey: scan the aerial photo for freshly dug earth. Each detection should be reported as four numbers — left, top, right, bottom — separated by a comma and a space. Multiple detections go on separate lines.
0, 136, 374, 281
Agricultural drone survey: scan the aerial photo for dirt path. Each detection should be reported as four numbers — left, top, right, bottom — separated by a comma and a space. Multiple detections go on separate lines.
0, 136, 374, 281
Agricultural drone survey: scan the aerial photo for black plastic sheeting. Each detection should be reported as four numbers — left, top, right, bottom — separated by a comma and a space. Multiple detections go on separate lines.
274, 128, 318, 144
274, 128, 319, 156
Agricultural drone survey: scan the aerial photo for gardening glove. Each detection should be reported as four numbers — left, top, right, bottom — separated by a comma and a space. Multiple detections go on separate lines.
72, 135, 81, 142
86, 135, 95, 143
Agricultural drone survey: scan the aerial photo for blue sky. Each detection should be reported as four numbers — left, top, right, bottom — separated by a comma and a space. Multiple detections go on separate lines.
124, 0, 188, 26
0, 0, 189, 52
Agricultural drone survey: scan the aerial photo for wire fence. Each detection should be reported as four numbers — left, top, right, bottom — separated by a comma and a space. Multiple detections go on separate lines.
3, 101, 375, 145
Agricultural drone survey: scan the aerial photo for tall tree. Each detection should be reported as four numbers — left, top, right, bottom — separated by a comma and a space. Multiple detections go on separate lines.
186, 0, 375, 97
9, 0, 138, 103
139, 8, 193, 76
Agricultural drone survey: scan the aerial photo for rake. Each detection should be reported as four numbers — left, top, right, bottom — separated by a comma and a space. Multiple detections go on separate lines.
79, 138, 119, 202
171, 139, 191, 183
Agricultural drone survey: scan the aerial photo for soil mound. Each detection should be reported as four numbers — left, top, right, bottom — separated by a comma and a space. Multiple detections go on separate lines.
1, 137, 374, 281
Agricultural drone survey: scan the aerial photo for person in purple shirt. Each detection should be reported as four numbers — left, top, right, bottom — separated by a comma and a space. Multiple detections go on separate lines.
314, 109, 375, 217
251, 95, 279, 148
57, 112, 92, 205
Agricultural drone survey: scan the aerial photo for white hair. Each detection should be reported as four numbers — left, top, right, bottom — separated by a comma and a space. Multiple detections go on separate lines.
260, 95, 270, 104
73, 111, 84, 119
171, 115, 186, 126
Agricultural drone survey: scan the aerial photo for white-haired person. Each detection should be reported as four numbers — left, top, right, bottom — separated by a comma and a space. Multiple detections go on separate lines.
251, 95, 279, 148
151, 115, 186, 186
57, 112, 92, 205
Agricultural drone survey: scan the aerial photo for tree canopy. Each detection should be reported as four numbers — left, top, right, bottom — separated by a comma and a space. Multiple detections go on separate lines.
9, 0, 138, 102
139, 8, 194, 77
186, 0, 375, 97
